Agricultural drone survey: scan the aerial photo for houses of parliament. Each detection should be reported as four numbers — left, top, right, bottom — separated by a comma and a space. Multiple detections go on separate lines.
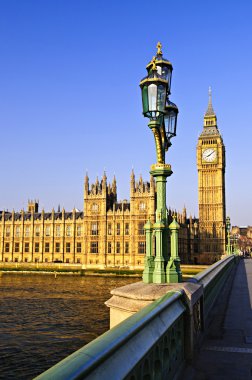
0, 92, 227, 267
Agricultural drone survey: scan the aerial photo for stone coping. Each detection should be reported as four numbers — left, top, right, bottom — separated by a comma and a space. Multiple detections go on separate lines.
106, 281, 203, 313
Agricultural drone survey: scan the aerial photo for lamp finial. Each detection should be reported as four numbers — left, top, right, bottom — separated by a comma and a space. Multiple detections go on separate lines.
156, 41, 162, 55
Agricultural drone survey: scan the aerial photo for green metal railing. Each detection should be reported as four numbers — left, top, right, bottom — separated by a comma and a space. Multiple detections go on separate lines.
35, 291, 186, 380
189, 255, 236, 320
36, 255, 238, 380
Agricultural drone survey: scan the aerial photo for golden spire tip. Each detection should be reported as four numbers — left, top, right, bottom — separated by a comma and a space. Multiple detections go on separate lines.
156, 41, 162, 55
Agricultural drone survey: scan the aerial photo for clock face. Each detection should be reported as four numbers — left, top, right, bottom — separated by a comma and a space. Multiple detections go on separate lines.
202, 148, 217, 162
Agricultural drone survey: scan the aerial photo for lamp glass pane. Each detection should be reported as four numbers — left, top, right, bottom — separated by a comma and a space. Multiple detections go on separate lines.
164, 110, 176, 137
157, 85, 166, 111
142, 86, 149, 114
162, 67, 169, 80
148, 84, 157, 111
168, 72, 172, 93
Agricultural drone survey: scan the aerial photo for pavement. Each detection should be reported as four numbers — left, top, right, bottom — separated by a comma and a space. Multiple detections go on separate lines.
182, 258, 252, 380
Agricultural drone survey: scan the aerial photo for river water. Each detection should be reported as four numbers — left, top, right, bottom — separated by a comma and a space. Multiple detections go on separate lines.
0, 273, 139, 379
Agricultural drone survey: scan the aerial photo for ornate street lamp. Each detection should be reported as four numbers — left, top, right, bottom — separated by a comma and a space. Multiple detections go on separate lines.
226, 216, 232, 255
140, 42, 181, 284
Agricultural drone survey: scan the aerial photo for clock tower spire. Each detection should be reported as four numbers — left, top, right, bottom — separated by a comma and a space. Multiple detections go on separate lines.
196, 88, 226, 263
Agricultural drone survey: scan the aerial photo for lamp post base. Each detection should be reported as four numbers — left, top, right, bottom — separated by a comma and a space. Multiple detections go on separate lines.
166, 258, 183, 283
142, 256, 155, 283
153, 256, 166, 283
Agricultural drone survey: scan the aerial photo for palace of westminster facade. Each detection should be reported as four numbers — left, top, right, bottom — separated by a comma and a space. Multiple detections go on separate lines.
0, 93, 227, 266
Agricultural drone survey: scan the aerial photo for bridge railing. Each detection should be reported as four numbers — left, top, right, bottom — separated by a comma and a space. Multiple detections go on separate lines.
35, 254, 237, 380
189, 254, 236, 322
35, 291, 186, 380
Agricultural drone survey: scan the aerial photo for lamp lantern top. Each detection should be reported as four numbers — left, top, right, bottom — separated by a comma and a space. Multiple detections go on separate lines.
140, 42, 174, 120
145, 42, 173, 95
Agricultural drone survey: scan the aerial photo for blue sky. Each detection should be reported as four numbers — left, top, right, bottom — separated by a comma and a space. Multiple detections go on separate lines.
0, 0, 251, 226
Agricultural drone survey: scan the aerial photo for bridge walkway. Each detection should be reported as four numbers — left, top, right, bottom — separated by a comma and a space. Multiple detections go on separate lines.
183, 258, 252, 380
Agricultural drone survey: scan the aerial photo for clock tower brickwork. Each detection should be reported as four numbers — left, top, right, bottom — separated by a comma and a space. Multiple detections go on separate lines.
196, 89, 226, 263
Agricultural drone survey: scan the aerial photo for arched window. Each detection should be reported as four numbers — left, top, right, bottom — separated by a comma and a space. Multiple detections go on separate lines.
139, 202, 146, 211
92, 203, 99, 212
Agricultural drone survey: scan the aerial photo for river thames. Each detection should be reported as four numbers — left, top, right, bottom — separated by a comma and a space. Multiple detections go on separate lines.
0, 273, 139, 379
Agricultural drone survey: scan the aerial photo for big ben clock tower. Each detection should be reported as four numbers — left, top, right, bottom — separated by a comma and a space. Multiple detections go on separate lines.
197, 88, 226, 263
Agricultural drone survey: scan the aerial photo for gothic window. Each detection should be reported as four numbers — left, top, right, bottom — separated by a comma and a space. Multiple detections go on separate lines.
35, 226, 40, 237
125, 223, 129, 235
91, 242, 98, 254
77, 225, 82, 236
15, 226, 20, 237
116, 223, 120, 236
108, 242, 112, 254
139, 202, 146, 211
5, 226, 10, 237
91, 223, 98, 235
25, 226, 30, 237
92, 203, 99, 212
138, 222, 145, 235
66, 242, 71, 253
55, 243, 60, 253
116, 242, 120, 254
125, 242, 129, 254
35, 243, 39, 253
138, 242, 146, 254
107, 223, 112, 235
66, 225, 71, 237
5, 243, 9, 252
45, 243, 50, 253
24, 243, 29, 253
45, 226, 50, 237
14, 242, 19, 253
55, 225, 60, 237
77, 242, 82, 253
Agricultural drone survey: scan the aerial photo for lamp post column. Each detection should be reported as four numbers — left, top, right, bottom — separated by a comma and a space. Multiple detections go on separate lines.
150, 164, 172, 283
227, 231, 232, 255
167, 215, 182, 283
142, 220, 154, 283
226, 216, 232, 255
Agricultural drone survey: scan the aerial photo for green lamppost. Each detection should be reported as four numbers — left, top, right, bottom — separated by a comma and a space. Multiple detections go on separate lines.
140, 42, 181, 284
233, 234, 239, 255
226, 216, 232, 255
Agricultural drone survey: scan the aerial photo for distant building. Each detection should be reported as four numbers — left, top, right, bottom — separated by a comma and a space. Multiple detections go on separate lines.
231, 226, 252, 253
0, 171, 198, 268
